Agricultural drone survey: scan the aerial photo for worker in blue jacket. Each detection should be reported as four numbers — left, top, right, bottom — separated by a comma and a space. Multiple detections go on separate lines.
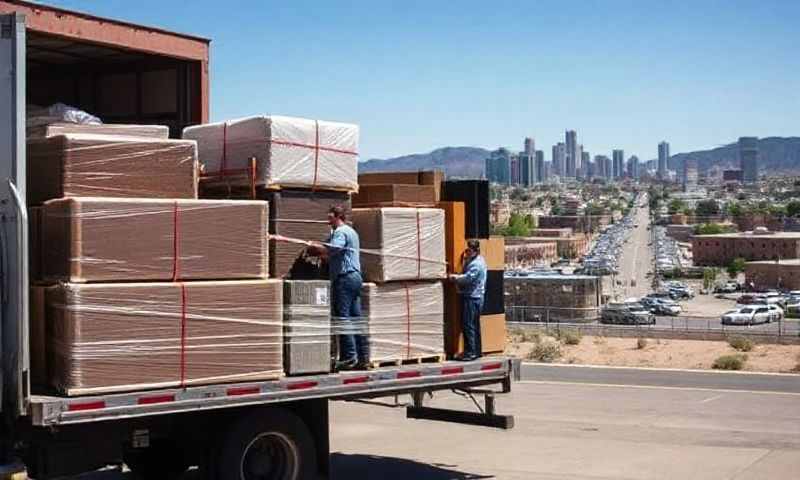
449, 239, 487, 361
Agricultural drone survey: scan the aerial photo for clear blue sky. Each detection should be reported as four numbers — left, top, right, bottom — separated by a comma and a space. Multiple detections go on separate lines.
43, 0, 800, 161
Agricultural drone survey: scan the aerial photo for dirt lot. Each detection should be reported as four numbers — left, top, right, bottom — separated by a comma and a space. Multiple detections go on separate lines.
507, 330, 800, 373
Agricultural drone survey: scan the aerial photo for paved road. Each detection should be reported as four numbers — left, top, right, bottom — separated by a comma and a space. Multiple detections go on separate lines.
62, 365, 800, 479
604, 204, 652, 300
522, 362, 800, 393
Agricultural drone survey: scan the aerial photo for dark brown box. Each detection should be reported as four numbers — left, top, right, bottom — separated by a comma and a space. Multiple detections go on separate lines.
352, 184, 436, 207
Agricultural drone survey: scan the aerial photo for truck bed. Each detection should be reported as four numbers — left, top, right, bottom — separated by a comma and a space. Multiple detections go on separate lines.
28, 357, 513, 426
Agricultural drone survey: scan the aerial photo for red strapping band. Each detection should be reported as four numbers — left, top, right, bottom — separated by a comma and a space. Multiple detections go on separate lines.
219, 122, 228, 177
179, 282, 188, 388
404, 283, 412, 358
415, 210, 422, 279
172, 201, 181, 281
312, 120, 320, 190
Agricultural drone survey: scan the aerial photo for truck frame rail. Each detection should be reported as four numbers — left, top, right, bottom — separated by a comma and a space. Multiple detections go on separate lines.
29, 357, 515, 426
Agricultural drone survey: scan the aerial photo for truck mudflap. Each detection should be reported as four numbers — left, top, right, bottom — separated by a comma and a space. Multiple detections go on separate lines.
28, 358, 515, 426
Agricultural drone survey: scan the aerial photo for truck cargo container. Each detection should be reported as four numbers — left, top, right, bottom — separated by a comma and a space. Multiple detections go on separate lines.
0, 2, 516, 479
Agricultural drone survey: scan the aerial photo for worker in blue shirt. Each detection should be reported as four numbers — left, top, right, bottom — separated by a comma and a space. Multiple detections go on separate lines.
448, 239, 487, 361
309, 206, 369, 371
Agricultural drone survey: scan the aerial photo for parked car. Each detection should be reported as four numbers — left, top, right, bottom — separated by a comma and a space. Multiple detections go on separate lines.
601, 303, 656, 325
651, 299, 682, 316
767, 304, 784, 322
714, 281, 739, 294
721, 306, 771, 326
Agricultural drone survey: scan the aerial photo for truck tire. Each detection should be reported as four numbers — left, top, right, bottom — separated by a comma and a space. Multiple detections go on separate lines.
123, 439, 189, 479
217, 408, 317, 480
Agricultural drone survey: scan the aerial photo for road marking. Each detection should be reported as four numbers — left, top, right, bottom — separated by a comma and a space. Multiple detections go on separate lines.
699, 394, 724, 403
517, 380, 800, 396
521, 361, 800, 377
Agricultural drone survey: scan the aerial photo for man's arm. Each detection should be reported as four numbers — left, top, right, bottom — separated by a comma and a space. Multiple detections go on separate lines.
451, 261, 480, 287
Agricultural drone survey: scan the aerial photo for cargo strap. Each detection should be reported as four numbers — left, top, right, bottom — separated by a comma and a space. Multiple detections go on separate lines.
404, 283, 412, 358
172, 201, 181, 281
179, 282, 188, 388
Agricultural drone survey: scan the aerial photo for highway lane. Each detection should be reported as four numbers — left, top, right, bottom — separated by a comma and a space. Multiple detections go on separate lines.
521, 362, 800, 394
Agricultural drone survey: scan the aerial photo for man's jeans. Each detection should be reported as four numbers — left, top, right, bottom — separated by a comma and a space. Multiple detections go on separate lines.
461, 296, 483, 358
333, 271, 369, 362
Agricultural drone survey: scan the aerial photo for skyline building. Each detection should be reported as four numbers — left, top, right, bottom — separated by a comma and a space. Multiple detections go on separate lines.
485, 148, 512, 184
612, 149, 625, 179
535, 150, 546, 183
580, 150, 590, 179
565, 130, 578, 177
739, 136, 759, 184
552, 142, 566, 177
658, 141, 670, 179
520, 138, 535, 186
627, 155, 640, 179
683, 158, 698, 191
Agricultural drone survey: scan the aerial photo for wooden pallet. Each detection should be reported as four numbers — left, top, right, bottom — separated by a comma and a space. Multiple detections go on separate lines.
368, 354, 445, 370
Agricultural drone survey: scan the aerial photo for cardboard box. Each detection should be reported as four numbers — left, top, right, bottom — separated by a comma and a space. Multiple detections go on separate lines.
42, 198, 268, 282
358, 170, 443, 201
28, 123, 169, 140
476, 236, 505, 270
184, 115, 358, 192
352, 184, 436, 207
480, 313, 507, 354
438, 201, 467, 274
352, 207, 446, 283
283, 280, 331, 375
361, 281, 444, 361
27, 134, 198, 205
48, 280, 284, 396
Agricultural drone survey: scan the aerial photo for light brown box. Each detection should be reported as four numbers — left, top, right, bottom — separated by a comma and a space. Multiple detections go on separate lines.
48, 280, 284, 396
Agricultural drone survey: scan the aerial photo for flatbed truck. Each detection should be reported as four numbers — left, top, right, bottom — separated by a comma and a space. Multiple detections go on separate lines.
0, 3, 517, 479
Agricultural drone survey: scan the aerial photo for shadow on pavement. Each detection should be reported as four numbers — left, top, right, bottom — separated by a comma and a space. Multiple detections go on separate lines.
330, 453, 493, 480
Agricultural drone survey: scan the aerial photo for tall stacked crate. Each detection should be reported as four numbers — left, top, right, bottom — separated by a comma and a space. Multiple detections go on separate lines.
185, 115, 360, 375
27, 127, 283, 395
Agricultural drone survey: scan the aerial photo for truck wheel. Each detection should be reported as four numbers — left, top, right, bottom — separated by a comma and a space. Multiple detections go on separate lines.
123, 440, 189, 479
217, 408, 317, 480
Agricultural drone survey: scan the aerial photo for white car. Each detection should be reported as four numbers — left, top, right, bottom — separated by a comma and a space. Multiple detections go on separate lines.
766, 304, 784, 322
721, 306, 771, 326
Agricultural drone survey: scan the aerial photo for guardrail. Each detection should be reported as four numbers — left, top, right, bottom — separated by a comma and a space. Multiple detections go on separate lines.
505, 305, 800, 344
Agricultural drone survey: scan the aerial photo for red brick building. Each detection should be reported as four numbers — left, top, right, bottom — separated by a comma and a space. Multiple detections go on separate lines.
505, 242, 559, 268
528, 228, 573, 238
692, 231, 800, 267
745, 260, 800, 291
506, 235, 590, 259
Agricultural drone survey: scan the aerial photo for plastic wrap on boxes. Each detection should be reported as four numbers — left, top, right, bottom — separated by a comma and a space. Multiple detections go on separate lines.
47, 280, 284, 396
283, 280, 331, 375
27, 134, 198, 205
42, 198, 268, 282
352, 207, 446, 282
267, 190, 349, 279
360, 281, 444, 361
28, 122, 170, 140
183, 115, 358, 192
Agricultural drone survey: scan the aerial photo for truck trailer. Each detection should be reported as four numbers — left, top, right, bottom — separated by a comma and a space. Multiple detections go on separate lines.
0, 2, 517, 479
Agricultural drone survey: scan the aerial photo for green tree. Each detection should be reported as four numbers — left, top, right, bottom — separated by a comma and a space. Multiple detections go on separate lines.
727, 257, 747, 279
667, 199, 687, 215
703, 267, 720, 291
695, 223, 732, 235
786, 200, 800, 217
695, 199, 720, 217
501, 212, 532, 237
726, 201, 743, 217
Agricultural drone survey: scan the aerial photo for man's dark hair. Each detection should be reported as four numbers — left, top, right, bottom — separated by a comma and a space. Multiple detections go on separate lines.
467, 239, 481, 253
329, 205, 347, 221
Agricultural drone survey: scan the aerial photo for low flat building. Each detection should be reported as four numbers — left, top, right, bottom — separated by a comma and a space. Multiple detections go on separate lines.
505, 242, 559, 268
529, 228, 573, 238
745, 259, 800, 291
505, 235, 590, 259
505, 273, 602, 323
538, 215, 611, 233
666, 224, 695, 243
692, 230, 800, 267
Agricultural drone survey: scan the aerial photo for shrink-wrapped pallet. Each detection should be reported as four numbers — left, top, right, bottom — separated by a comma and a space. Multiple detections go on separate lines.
360, 281, 444, 361
47, 280, 284, 396
283, 280, 331, 375
42, 198, 268, 282
183, 115, 358, 192
28, 122, 169, 140
267, 190, 349, 279
351, 207, 446, 282
27, 134, 198, 205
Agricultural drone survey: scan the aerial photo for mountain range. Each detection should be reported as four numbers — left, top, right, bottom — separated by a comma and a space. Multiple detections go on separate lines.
359, 137, 800, 178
